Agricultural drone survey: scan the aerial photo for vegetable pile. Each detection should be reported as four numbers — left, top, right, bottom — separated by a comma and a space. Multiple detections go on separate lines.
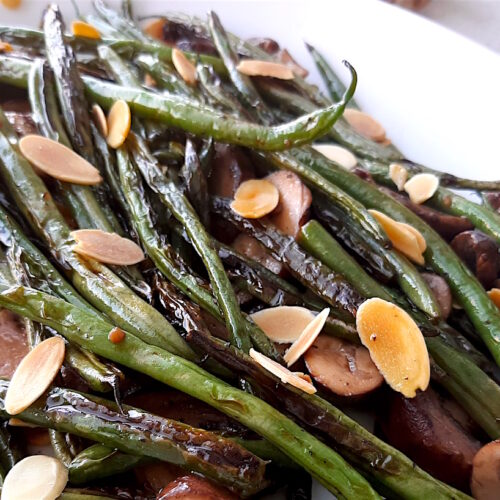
0, 1, 499, 499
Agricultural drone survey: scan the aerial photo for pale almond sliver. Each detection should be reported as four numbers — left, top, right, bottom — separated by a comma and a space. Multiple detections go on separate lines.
284, 308, 330, 367
343, 108, 386, 142
249, 348, 316, 394
4, 337, 65, 415
487, 288, 500, 309
8, 418, 39, 428
106, 100, 131, 149
92, 103, 108, 137
1, 455, 68, 500
71, 229, 145, 266
404, 173, 439, 204
19, 135, 102, 185
250, 306, 316, 344
172, 48, 197, 85
237, 60, 295, 80
389, 163, 408, 191
312, 144, 357, 169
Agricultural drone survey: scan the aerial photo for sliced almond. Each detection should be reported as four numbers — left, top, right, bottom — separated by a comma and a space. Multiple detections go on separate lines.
236, 60, 295, 80
92, 103, 108, 137
172, 48, 197, 86
0, 41, 13, 53
144, 18, 166, 40
284, 308, 330, 367
19, 135, 102, 185
312, 144, 357, 169
1, 0, 21, 9
250, 306, 316, 343
356, 298, 430, 398
389, 163, 408, 191
8, 418, 39, 428
1, 455, 68, 500
5, 337, 65, 415
343, 108, 386, 142
71, 229, 145, 266
369, 209, 425, 265
106, 100, 131, 149
487, 288, 500, 310
404, 173, 439, 205
230, 179, 279, 219
71, 20, 101, 40
249, 348, 316, 394
279, 49, 308, 78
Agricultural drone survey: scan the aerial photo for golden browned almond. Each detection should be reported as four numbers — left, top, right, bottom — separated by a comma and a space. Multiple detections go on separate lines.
404, 173, 439, 204
471, 440, 500, 500
0, 41, 13, 52
284, 308, 329, 366
369, 209, 425, 265
1, 0, 21, 9
71, 229, 145, 265
230, 179, 279, 219
304, 335, 384, 397
106, 100, 131, 149
343, 108, 386, 142
8, 418, 39, 428
1, 455, 68, 500
19, 135, 102, 185
4, 337, 65, 415
249, 348, 316, 394
279, 49, 308, 78
144, 18, 166, 40
236, 60, 295, 80
312, 144, 357, 169
92, 103, 108, 137
389, 163, 408, 191
71, 20, 101, 39
487, 288, 500, 310
356, 298, 430, 398
250, 306, 315, 343
172, 48, 197, 85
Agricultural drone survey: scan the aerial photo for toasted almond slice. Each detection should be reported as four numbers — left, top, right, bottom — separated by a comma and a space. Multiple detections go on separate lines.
389, 163, 408, 191
284, 308, 330, 367
487, 288, 500, 310
356, 298, 430, 398
8, 418, 39, 428
1, 0, 21, 9
5, 337, 65, 415
236, 60, 295, 80
344, 108, 386, 142
398, 221, 426, 252
1, 455, 68, 500
71, 229, 145, 265
230, 179, 279, 219
71, 20, 101, 40
144, 18, 166, 40
404, 173, 439, 204
471, 440, 500, 500
172, 48, 197, 85
279, 49, 308, 78
312, 144, 357, 170
250, 306, 316, 343
0, 41, 13, 53
92, 103, 108, 137
19, 135, 102, 185
369, 209, 425, 265
249, 348, 316, 394
106, 100, 131, 149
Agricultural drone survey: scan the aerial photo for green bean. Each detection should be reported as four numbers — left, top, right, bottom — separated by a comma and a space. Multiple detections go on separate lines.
0, 421, 20, 473
49, 429, 74, 467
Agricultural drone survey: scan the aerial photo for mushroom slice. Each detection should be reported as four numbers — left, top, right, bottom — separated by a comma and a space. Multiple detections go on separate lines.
172, 48, 197, 85
250, 306, 315, 344
356, 298, 430, 398
5, 337, 65, 415
471, 440, 500, 500
230, 179, 279, 219
312, 144, 357, 170
19, 135, 102, 185
421, 273, 452, 319
404, 173, 439, 205
488, 288, 500, 310
284, 308, 330, 367
232, 234, 283, 275
1, 455, 68, 500
71, 20, 101, 39
249, 349, 316, 394
343, 109, 386, 142
236, 60, 295, 80
389, 163, 408, 191
71, 229, 145, 266
304, 336, 383, 397
369, 209, 425, 265
158, 474, 237, 500
106, 100, 131, 149
92, 103, 108, 137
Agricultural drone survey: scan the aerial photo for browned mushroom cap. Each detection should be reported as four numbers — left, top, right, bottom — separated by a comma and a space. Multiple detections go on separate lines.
247, 37, 281, 54
485, 192, 500, 213
157, 475, 236, 500
451, 230, 500, 289
266, 170, 312, 238
0, 310, 29, 379
232, 233, 283, 275
303, 335, 383, 397
421, 273, 452, 320
471, 440, 500, 500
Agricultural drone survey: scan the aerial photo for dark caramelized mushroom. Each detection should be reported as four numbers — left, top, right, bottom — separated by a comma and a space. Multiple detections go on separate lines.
471, 440, 500, 500
304, 335, 383, 397
232, 233, 283, 275
0, 310, 29, 379
421, 272, 452, 320
247, 37, 280, 54
157, 475, 236, 500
